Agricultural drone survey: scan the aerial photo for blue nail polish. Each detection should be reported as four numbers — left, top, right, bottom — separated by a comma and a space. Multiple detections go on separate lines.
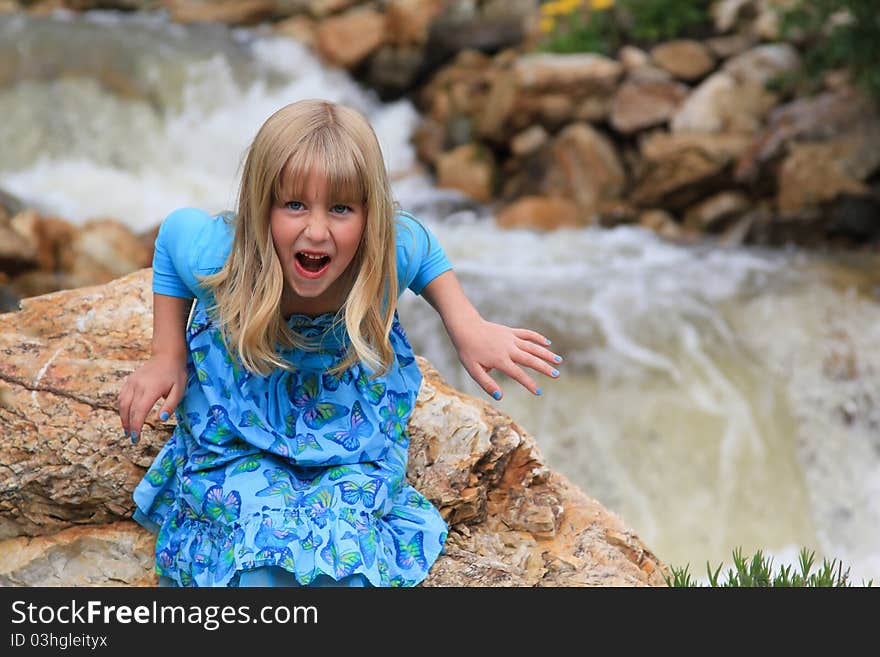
130, 433, 137, 444
535, 388, 542, 395
160, 412, 169, 421
492, 391, 502, 400
551, 369, 559, 377
546, 339, 552, 345
554, 355, 562, 363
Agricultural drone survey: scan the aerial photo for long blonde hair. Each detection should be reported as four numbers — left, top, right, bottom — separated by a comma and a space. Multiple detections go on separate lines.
201, 99, 398, 377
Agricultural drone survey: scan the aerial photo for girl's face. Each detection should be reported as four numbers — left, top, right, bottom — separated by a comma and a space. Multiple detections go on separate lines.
270, 171, 366, 316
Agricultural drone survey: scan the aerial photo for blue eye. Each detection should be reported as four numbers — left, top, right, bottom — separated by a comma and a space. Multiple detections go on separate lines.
331, 204, 351, 214
285, 201, 304, 211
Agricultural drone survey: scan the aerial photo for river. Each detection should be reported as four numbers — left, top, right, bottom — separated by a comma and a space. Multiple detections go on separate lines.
2, 10, 879, 584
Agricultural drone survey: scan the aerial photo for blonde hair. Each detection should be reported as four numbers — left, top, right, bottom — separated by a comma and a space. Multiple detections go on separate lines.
200, 99, 398, 377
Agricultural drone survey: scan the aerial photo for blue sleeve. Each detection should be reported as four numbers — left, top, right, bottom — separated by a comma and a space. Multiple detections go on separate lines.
152, 207, 228, 299
395, 212, 452, 297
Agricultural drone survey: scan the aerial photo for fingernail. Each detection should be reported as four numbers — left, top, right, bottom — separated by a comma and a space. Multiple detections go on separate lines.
492, 390, 502, 400
551, 369, 559, 377
535, 388, 542, 395
545, 339, 552, 345
160, 412, 169, 421
130, 431, 138, 444
554, 355, 562, 363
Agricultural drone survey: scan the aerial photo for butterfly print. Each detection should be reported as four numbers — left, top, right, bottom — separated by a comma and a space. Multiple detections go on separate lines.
324, 401, 373, 452
337, 478, 382, 509
320, 542, 362, 580
355, 369, 386, 405
290, 373, 348, 429
202, 486, 241, 523
379, 391, 412, 444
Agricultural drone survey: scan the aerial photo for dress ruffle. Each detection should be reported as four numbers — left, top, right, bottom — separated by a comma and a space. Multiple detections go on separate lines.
133, 303, 447, 587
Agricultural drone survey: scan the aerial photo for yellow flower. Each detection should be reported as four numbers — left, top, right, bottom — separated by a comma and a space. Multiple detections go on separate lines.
539, 16, 557, 33
591, 0, 614, 10
541, 0, 582, 17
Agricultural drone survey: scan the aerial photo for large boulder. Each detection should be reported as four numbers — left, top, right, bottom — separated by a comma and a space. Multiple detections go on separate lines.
0, 269, 666, 586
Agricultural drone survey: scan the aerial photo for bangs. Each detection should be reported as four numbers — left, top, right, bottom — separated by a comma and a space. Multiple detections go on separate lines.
274, 129, 367, 205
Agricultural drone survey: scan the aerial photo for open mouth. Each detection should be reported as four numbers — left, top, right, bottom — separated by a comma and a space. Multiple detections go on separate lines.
295, 251, 331, 275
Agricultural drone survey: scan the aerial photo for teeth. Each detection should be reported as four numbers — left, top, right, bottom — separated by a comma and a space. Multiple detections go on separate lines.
299, 253, 327, 260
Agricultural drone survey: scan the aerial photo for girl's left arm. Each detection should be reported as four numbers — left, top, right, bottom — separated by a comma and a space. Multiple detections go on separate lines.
420, 270, 562, 400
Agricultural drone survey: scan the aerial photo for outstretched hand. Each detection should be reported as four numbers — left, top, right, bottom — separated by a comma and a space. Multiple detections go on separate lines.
118, 355, 187, 443
448, 317, 562, 400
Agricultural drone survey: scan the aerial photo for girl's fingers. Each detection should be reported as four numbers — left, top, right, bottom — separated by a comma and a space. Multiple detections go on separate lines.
513, 349, 560, 380
514, 338, 563, 368
498, 361, 540, 396
118, 384, 131, 433
513, 328, 553, 347
157, 383, 183, 422
129, 389, 159, 442
463, 361, 503, 400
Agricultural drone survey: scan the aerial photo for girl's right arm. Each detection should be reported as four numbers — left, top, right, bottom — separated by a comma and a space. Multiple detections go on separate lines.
118, 293, 191, 443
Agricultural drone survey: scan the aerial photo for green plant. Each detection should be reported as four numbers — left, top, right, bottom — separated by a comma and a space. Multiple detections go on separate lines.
538, 0, 713, 56
619, 0, 714, 44
778, 0, 880, 103
665, 547, 874, 587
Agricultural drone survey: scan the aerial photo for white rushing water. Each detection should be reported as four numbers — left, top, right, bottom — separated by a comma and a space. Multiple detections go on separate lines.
3, 10, 879, 584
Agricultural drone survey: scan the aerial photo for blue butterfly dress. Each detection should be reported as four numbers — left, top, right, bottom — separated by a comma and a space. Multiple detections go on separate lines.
132, 301, 448, 587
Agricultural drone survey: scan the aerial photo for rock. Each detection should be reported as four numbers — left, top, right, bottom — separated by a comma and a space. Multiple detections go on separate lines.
495, 195, 583, 230
777, 135, 878, 216
0, 187, 26, 220
509, 125, 549, 158
705, 33, 755, 59
632, 132, 752, 209
385, 0, 444, 47
315, 7, 385, 68
366, 45, 426, 99
711, 0, 752, 33
610, 77, 689, 134
436, 143, 496, 203
412, 117, 446, 166
274, 15, 317, 47
734, 87, 877, 182
61, 219, 153, 288
722, 42, 801, 87
541, 122, 625, 215
638, 209, 688, 242
160, 0, 277, 25
0, 216, 39, 277
596, 199, 639, 228
308, 0, 359, 18
424, 11, 524, 65
618, 45, 650, 72
671, 71, 778, 134
0, 270, 666, 586
650, 40, 716, 82
513, 52, 623, 94
752, 0, 791, 41
682, 191, 751, 232
0, 523, 156, 587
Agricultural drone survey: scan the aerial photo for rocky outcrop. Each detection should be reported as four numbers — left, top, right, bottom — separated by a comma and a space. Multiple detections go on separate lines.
0, 203, 152, 313
0, 269, 666, 586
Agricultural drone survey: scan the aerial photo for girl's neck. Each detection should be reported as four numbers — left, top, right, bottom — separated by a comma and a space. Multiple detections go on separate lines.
279, 286, 343, 318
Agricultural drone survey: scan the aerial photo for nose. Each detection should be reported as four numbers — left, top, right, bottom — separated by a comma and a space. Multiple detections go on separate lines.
304, 210, 330, 242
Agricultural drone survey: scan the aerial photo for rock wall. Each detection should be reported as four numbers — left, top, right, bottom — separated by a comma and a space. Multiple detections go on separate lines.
0, 269, 666, 586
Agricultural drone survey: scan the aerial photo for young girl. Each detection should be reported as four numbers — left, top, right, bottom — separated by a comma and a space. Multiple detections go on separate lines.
118, 99, 563, 587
